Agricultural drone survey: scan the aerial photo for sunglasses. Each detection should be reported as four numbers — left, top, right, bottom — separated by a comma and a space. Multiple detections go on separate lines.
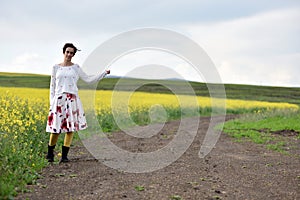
66, 51, 74, 55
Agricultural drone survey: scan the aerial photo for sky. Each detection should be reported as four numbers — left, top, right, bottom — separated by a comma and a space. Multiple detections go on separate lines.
0, 0, 299, 87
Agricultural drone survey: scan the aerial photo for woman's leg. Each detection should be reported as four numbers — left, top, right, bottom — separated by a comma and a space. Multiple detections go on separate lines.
49, 133, 59, 146
64, 132, 74, 147
47, 133, 59, 162
60, 132, 74, 163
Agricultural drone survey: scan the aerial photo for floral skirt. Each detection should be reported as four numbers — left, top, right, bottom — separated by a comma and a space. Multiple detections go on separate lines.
46, 93, 87, 133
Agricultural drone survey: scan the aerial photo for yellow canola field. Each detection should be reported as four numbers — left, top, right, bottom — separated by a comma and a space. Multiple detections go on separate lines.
0, 87, 298, 116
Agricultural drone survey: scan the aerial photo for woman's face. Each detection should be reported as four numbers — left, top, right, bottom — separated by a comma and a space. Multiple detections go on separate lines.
64, 47, 75, 61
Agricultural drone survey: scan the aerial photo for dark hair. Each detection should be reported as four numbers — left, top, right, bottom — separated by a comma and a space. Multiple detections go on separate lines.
62, 43, 80, 55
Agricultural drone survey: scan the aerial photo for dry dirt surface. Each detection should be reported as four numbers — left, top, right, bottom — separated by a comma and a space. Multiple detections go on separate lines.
18, 116, 300, 200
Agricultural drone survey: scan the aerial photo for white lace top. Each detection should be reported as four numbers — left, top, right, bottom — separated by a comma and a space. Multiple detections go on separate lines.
49, 64, 107, 104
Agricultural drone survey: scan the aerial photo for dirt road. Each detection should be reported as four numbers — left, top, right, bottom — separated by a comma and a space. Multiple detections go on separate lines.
18, 116, 300, 200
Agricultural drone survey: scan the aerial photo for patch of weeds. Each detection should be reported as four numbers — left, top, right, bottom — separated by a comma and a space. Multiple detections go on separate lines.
218, 110, 300, 153
161, 134, 169, 139
134, 185, 145, 192
187, 181, 199, 186
69, 174, 78, 178
170, 195, 183, 200
226, 129, 272, 145
265, 163, 273, 167
187, 181, 200, 190
266, 141, 288, 154
54, 173, 65, 177
37, 183, 47, 189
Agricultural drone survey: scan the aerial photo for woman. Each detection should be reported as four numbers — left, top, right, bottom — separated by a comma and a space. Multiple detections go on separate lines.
46, 43, 110, 163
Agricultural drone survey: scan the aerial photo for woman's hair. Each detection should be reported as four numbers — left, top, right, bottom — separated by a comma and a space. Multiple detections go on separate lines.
62, 43, 80, 55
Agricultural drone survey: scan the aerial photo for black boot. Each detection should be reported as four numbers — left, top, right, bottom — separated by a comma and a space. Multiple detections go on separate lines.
60, 146, 70, 163
46, 145, 55, 162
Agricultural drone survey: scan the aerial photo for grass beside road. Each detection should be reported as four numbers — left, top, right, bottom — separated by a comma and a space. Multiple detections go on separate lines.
216, 110, 300, 154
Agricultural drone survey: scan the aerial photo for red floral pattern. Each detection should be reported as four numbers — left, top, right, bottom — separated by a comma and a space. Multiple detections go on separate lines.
46, 93, 87, 133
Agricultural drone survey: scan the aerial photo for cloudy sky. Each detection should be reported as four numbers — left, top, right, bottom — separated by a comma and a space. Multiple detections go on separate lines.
0, 0, 299, 87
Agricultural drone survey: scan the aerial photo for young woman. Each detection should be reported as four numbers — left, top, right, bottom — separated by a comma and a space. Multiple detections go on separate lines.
46, 43, 110, 163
